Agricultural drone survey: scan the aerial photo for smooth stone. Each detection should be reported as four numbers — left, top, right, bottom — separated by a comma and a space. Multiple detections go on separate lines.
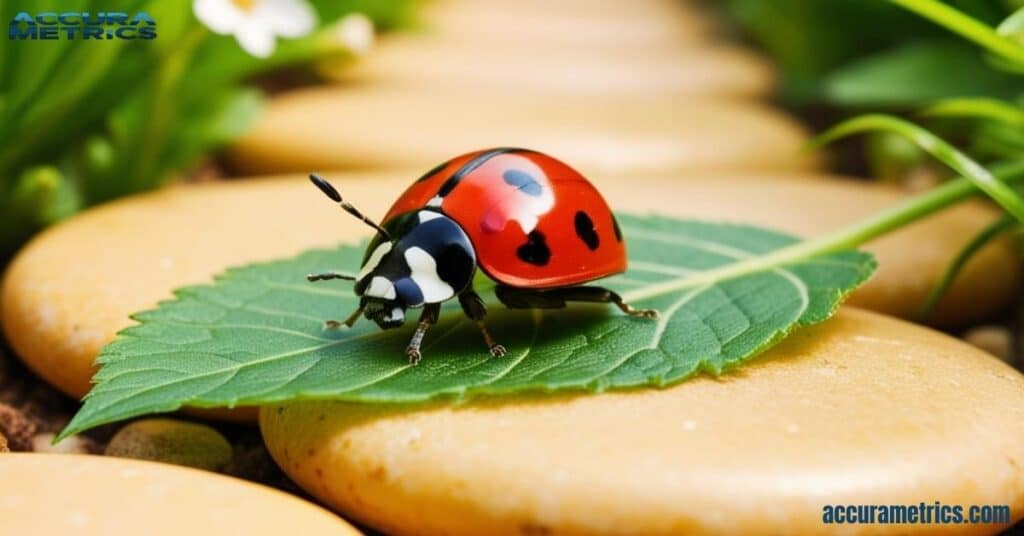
332, 38, 773, 99
104, 418, 233, 471
419, 0, 714, 52
0, 454, 358, 534
1, 173, 1015, 410
228, 89, 815, 176
260, 309, 1024, 534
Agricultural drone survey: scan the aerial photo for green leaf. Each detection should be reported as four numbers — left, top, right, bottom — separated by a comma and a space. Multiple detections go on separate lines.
824, 42, 1020, 106
58, 215, 875, 440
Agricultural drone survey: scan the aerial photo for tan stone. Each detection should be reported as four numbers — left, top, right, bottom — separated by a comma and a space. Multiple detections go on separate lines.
228, 90, 813, 176
332, 38, 774, 99
1, 173, 1014, 416
104, 418, 233, 472
0, 453, 358, 534
419, 0, 715, 52
259, 308, 1024, 535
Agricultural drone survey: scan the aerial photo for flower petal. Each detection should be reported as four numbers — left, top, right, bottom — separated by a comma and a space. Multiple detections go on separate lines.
193, 0, 242, 35
235, 22, 276, 58
257, 0, 317, 38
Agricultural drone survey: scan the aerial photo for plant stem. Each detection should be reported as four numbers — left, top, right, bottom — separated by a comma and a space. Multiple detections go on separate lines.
916, 214, 1019, 319
625, 161, 1024, 302
889, 0, 1024, 65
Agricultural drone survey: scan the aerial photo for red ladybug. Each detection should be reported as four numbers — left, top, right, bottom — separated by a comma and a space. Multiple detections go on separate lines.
308, 148, 657, 364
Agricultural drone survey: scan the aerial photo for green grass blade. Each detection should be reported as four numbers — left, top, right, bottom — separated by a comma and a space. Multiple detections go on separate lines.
921, 97, 1024, 126
916, 214, 1019, 320
889, 0, 1024, 66
809, 114, 1024, 224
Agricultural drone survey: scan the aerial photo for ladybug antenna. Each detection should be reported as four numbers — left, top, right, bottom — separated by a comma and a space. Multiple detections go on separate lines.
310, 174, 392, 241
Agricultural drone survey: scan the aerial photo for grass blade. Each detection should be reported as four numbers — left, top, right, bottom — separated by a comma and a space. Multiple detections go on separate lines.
810, 114, 1024, 224
917, 214, 1019, 320
889, 0, 1024, 66
921, 97, 1024, 126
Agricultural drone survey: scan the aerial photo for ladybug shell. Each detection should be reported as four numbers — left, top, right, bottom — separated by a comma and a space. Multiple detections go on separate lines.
382, 148, 626, 289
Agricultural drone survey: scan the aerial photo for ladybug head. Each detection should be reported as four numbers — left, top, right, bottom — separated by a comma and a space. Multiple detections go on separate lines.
355, 211, 478, 329
309, 175, 476, 331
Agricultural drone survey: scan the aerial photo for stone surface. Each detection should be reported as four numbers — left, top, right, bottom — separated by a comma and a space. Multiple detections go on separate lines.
227, 90, 815, 176
333, 38, 774, 99
418, 0, 715, 53
0, 453, 359, 534
104, 418, 233, 471
2, 173, 1015, 413
260, 308, 1024, 535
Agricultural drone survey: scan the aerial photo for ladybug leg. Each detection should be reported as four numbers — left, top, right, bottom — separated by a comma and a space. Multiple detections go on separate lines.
406, 303, 440, 365
323, 303, 364, 330
458, 290, 507, 358
495, 286, 658, 319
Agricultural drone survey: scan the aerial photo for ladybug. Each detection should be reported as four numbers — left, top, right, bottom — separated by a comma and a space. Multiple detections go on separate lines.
307, 148, 657, 364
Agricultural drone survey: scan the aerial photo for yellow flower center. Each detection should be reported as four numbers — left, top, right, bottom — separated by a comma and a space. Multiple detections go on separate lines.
231, 0, 256, 12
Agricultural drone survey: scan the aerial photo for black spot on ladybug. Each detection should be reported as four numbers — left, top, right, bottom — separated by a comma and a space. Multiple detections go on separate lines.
517, 231, 551, 266
612, 214, 623, 242
502, 169, 543, 197
438, 147, 524, 198
574, 211, 600, 250
416, 159, 449, 182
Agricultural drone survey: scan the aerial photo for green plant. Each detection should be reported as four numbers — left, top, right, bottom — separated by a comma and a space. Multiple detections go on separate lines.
0, 0, 412, 258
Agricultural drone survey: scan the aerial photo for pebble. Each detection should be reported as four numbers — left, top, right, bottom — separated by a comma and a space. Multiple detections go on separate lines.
104, 418, 233, 472
260, 308, 1024, 534
0, 453, 359, 534
227, 89, 815, 176
2, 173, 1014, 412
31, 432, 95, 454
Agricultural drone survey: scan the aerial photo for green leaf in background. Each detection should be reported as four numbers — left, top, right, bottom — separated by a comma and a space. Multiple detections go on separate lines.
824, 42, 1021, 106
58, 214, 875, 440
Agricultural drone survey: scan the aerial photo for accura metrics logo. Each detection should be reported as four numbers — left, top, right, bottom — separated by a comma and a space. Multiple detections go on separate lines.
8, 11, 157, 40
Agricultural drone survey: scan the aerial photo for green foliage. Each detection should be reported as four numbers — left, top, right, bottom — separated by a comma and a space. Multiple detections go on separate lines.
58, 214, 875, 439
724, 0, 1019, 106
0, 0, 411, 258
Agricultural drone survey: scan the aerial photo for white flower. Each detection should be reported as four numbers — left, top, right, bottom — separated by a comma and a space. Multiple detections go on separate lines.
194, 0, 317, 58
334, 13, 374, 55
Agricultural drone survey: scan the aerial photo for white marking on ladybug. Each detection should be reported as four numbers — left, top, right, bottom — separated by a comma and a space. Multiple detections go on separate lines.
482, 164, 554, 234
427, 195, 443, 208
358, 242, 392, 281
365, 276, 397, 300
404, 246, 454, 303
388, 307, 404, 322
418, 210, 443, 222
